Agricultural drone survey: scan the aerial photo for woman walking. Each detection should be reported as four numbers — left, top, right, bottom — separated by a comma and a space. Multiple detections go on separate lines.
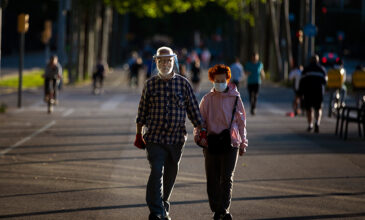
195, 64, 248, 220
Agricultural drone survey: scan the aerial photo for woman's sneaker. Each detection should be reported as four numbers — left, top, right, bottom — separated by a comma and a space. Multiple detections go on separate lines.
222, 213, 233, 220
314, 124, 319, 133
213, 212, 223, 220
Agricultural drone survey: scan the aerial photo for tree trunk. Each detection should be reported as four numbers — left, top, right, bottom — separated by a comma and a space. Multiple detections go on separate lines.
84, 6, 96, 80
100, 5, 112, 65
94, 0, 102, 61
283, 0, 293, 71
109, 10, 119, 66
268, 0, 283, 81
67, 1, 77, 84
263, 4, 271, 76
77, 13, 85, 81
303, 0, 310, 65
83, 9, 89, 80
57, 0, 66, 65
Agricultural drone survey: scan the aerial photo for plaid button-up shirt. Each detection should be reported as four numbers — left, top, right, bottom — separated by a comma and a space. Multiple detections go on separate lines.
136, 74, 203, 145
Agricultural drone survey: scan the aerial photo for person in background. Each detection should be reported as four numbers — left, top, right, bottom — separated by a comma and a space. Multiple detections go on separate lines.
130, 56, 144, 87
191, 57, 201, 93
230, 57, 244, 89
135, 46, 203, 220
43, 55, 62, 104
299, 55, 327, 133
179, 63, 187, 78
92, 59, 108, 94
333, 59, 347, 105
244, 53, 265, 115
201, 47, 212, 69
289, 64, 303, 116
194, 64, 248, 220
144, 52, 154, 79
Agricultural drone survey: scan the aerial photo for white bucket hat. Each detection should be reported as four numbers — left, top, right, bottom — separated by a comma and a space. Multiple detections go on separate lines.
152, 46, 180, 76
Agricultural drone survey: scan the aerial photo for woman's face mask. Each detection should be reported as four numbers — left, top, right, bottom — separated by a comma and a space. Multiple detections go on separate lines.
213, 74, 227, 92
214, 82, 227, 92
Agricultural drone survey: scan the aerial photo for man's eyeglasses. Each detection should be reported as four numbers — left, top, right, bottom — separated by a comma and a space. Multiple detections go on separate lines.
157, 59, 173, 65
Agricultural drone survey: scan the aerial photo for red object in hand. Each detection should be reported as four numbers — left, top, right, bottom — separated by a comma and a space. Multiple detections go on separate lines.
199, 130, 207, 139
198, 129, 208, 148
134, 134, 146, 149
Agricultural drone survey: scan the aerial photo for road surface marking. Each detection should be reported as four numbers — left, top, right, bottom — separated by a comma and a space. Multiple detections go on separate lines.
62, 108, 74, 117
0, 120, 56, 156
101, 95, 125, 110
261, 101, 286, 115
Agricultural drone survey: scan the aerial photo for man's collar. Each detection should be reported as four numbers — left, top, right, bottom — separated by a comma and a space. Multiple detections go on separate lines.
158, 72, 176, 81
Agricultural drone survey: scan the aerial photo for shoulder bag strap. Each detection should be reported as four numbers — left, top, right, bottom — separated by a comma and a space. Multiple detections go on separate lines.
228, 96, 239, 129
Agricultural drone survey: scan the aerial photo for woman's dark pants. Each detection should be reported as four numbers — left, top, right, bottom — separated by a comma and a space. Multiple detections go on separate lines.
204, 147, 239, 214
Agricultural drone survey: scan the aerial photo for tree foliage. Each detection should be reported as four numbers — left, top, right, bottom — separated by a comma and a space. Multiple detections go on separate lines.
104, 0, 266, 26
104, 0, 208, 18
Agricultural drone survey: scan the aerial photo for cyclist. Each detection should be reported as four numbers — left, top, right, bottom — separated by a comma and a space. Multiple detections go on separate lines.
327, 59, 346, 117
44, 55, 62, 105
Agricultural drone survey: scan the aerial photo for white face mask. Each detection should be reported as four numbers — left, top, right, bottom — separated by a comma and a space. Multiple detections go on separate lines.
214, 82, 227, 92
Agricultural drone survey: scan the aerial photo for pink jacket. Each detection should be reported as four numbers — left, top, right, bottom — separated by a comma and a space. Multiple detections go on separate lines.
194, 83, 248, 150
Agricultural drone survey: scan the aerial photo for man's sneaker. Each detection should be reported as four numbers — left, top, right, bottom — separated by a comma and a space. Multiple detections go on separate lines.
314, 124, 319, 133
148, 213, 171, 220
222, 213, 233, 220
149, 213, 161, 220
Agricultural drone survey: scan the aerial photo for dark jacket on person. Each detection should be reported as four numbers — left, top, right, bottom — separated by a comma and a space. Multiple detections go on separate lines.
299, 63, 327, 97
45, 63, 62, 80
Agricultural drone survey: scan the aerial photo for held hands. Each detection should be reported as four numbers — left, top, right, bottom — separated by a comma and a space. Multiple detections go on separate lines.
134, 134, 146, 150
198, 129, 208, 148
239, 148, 246, 156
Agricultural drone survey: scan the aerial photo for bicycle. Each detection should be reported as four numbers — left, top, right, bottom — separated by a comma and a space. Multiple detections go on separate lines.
44, 78, 58, 114
46, 91, 55, 113
327, 68, 346, 117
328, 88, 345, 117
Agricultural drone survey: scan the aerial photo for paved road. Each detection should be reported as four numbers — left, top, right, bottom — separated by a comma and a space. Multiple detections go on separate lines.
0, 70, 364, 220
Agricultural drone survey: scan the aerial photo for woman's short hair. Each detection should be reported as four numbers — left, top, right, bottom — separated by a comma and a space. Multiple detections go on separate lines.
208, 64, 231, 83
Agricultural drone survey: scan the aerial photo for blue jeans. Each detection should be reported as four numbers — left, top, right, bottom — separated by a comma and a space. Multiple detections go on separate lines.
145, 142, 184, 218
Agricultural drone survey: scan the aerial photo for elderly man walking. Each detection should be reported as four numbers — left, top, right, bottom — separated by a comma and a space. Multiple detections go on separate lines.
134, 46, 203, 220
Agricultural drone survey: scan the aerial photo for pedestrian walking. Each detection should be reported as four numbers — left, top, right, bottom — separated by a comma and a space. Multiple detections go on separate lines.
288, 64, 303, 116
191, 57, 201, 93
194, 64, 248, 220
130, 57, 144, 87
230, 57, 244, 89
134, 46, 204, 220
201, 47, 212, 69
244, 53, 265, 115
299, 55, 327, 133
92, 59, 108, 95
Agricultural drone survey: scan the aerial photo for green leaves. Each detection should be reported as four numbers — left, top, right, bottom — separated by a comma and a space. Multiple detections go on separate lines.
104, 0, 265, 25
104, 0, 202, 18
